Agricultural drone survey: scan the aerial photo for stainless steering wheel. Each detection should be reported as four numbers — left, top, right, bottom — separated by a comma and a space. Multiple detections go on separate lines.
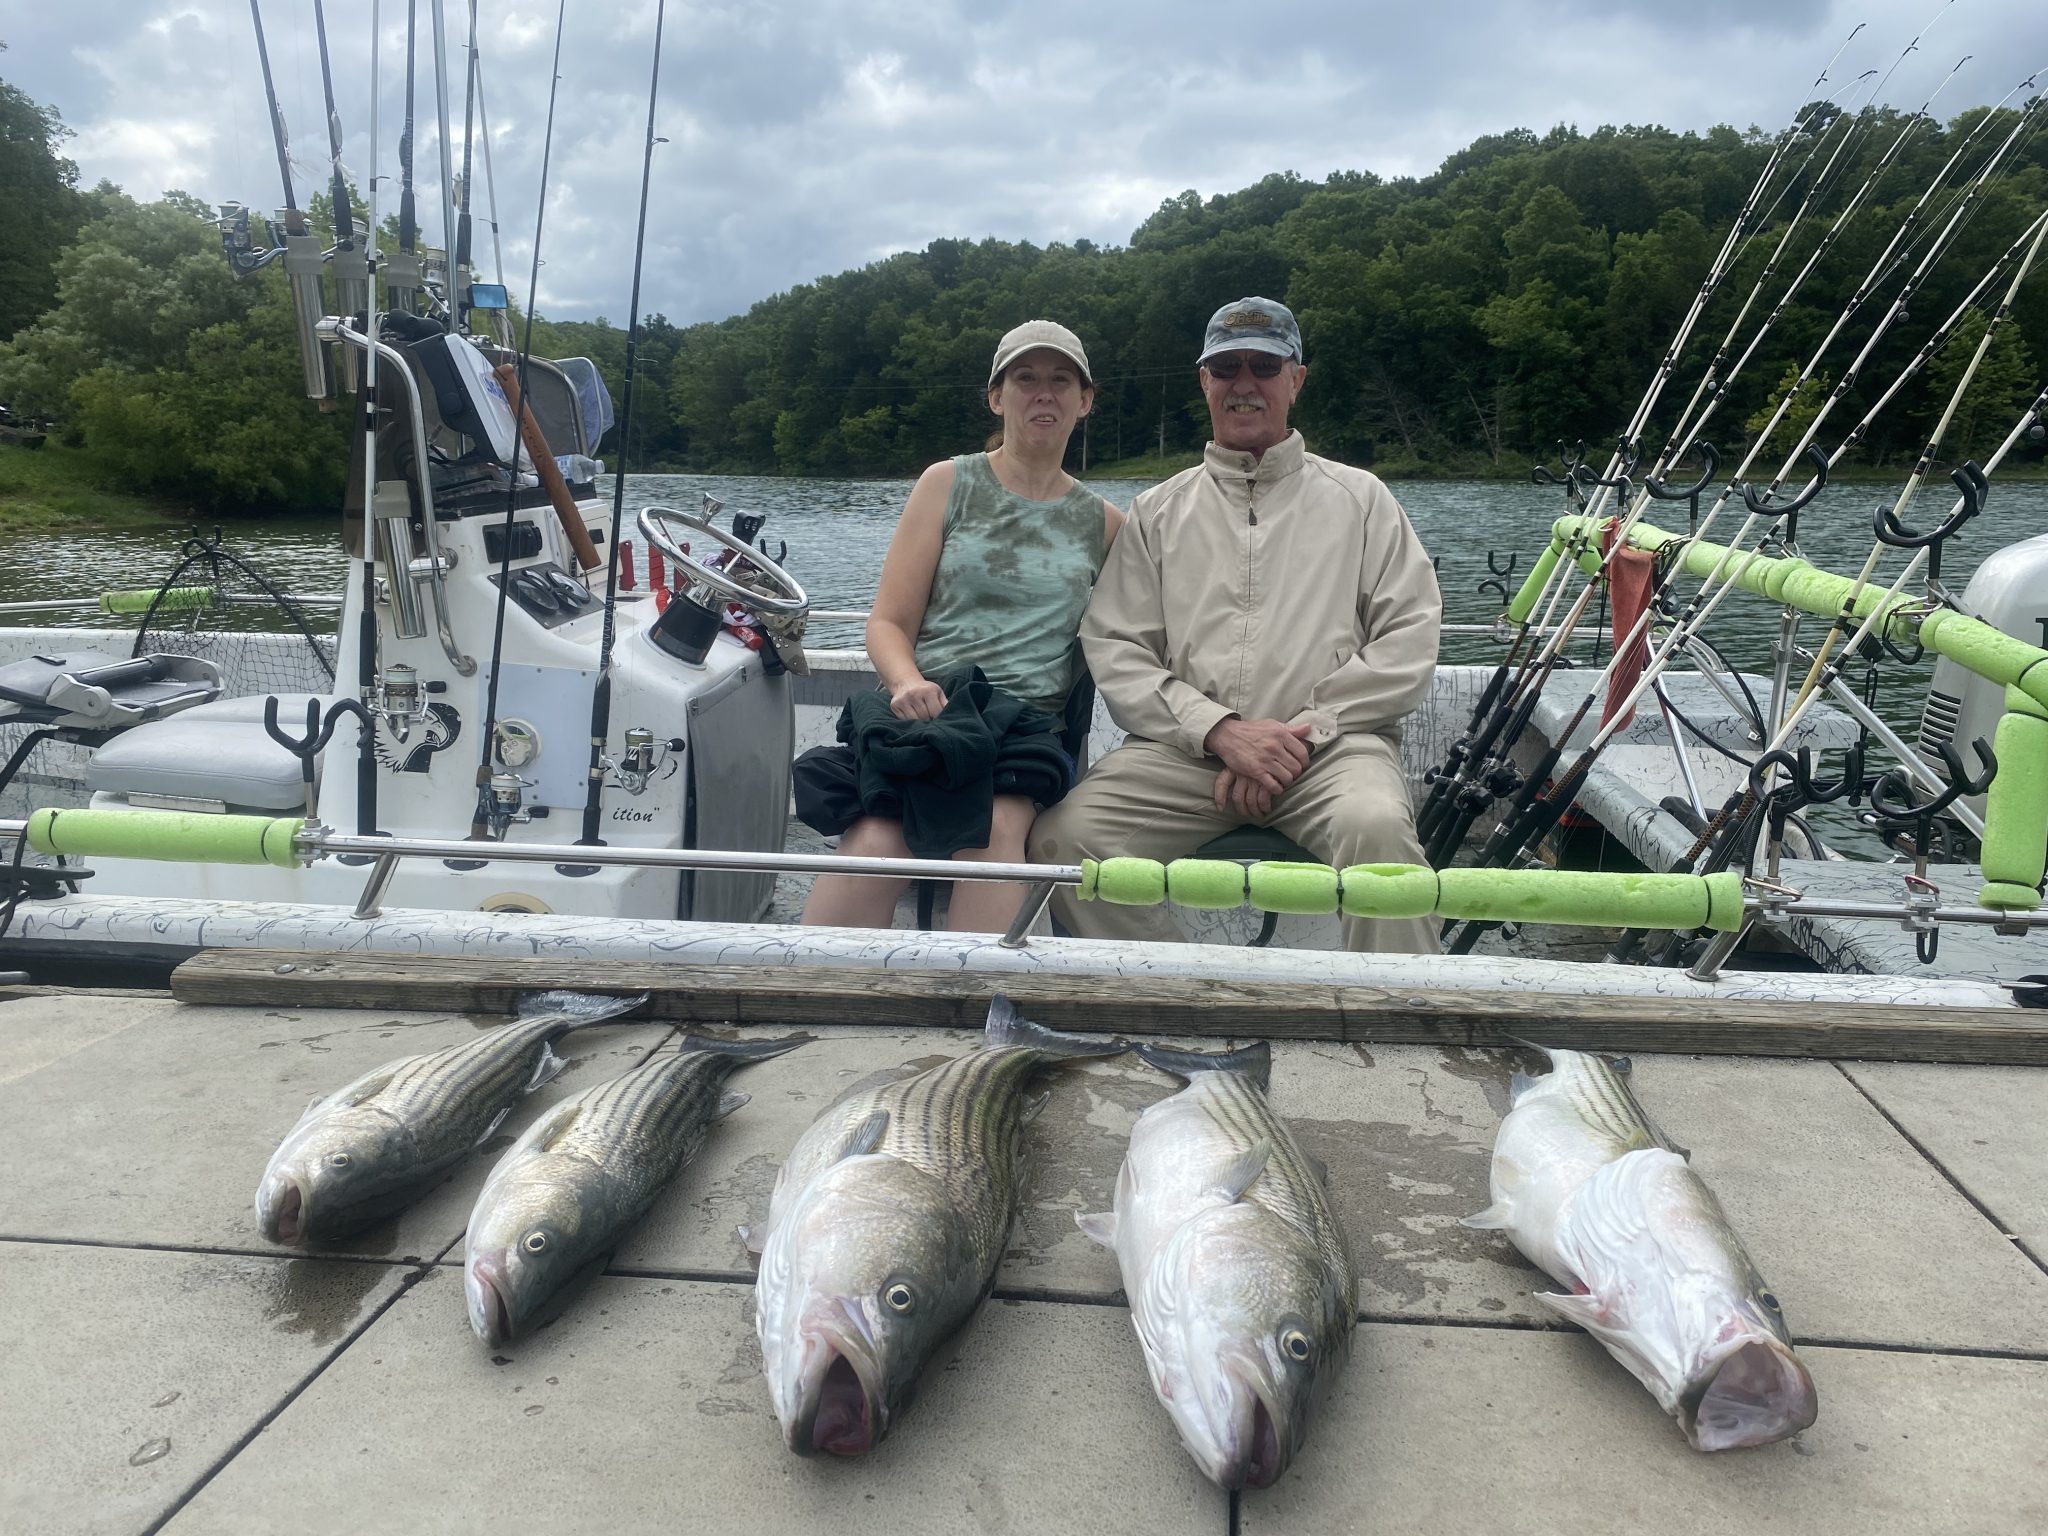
635, 499, 808, 618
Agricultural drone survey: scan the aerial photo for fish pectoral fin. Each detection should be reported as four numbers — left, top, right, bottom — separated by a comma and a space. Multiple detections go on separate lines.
523, 1041, 568, 1094
1021, 1089, 1051, 1124
1531, 1289, 1609, 1330
737, 1222, 763, 1258
1075, 1210, 1117, 1247
1205, 1140, 1272, 1204
714, 1091, 751, 1120
831, 1109, 890, 1164
1508, 1069, 1538, 1101
1459, 1202, 1513, 1231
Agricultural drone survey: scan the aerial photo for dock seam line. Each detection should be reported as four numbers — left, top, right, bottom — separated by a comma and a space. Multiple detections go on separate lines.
135, 1233, 465, 1536
1833, 1061, 2048, 1279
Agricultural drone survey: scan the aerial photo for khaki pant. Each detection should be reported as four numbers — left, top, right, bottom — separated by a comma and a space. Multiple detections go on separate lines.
1029, 734, 1442, 954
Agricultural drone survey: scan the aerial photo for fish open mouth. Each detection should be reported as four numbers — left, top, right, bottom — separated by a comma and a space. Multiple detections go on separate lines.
1245, 1397, 1284, 1489
811, 1352, 875, 1456
465, 1256, 516, 1345
1688, 1341, 1818, 1451
259, 1177, 304, 1245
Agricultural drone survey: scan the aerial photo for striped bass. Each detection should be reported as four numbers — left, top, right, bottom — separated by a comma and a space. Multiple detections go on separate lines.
464, 1031, 811, 1345
1464, 1045, 1818, 1451
254, 991, 646, 1246
752, 995, 1124, 1456
1079, 1042, 1356, 1490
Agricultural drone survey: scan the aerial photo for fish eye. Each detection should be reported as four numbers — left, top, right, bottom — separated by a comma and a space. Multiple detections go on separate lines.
1758, 1291, 1781, 1313
1280, 1329, 1313, 1363
523, 1232, 548, 1254
326, 1152, 351, 1168
884, 1283, 915, 1313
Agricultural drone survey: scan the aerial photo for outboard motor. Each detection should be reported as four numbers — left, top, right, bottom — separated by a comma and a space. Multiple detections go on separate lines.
1916, 530, 2048, 821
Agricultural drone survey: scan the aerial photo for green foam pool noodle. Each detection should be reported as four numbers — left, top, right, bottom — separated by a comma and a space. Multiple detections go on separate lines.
1163, 859, 1249, 910
1507, 541, 1563, 624
28, 807, 304, 869
1978, 702, 2048, 905
1093, 856, 1166, 906
1246, 862, 1340, 915
100, 585, 211, 616
1434, 868, 1741, 931
1338, 864, 1440, 918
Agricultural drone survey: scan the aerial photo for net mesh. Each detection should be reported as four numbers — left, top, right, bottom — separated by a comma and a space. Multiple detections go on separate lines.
129, 531, 338, 698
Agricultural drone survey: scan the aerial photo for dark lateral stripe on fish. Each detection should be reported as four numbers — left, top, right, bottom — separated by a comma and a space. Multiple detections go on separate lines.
1191, 1071, 1347, 1267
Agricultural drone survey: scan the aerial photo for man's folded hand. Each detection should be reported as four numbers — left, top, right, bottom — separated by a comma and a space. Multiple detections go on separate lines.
1202, 716, 1313, 795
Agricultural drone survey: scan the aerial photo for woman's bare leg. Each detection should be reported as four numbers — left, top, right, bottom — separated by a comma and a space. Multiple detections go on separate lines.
800, 817, 914, 928
944, 796, 1038, 934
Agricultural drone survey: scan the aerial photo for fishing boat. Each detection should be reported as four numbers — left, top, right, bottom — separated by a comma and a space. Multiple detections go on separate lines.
0, 6, 2042, 1023
5, 9, 2045, 1535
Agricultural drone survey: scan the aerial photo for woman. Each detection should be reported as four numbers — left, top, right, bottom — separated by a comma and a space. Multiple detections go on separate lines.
801, 319, 1123, 932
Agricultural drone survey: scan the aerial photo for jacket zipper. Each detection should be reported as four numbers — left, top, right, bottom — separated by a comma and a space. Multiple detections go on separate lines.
1237, 478, 1258, 707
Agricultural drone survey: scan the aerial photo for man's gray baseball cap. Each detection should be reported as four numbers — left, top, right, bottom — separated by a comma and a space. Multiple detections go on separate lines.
1197, 296, 1303, 365
988, 319, 1092, 390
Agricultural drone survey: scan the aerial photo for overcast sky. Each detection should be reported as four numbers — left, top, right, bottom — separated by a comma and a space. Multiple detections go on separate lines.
3, 1, 2040, 324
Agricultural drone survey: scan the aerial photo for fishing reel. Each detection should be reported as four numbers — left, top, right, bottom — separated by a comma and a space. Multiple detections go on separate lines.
604, 727, 683, 796
216, 203, 285, 277
484, 772, 536, 839
369, 663, 433, 744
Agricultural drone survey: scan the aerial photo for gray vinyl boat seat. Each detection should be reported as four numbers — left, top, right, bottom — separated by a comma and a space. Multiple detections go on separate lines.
0, 650, 223, 730
88, 693, 336, 812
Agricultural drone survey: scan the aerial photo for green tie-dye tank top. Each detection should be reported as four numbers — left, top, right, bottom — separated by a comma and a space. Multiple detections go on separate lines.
912, 452, 1107, 711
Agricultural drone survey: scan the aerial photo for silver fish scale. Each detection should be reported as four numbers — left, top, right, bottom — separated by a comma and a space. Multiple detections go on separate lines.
531, 1049, 737, 1206
1191, 1071, 1355, 1293
1549, 1052, 1673, 1156
363, 1014, 578, 1155
830, 1046, 1047, 1277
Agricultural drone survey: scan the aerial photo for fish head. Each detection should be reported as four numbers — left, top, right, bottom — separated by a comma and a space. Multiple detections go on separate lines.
253, 1103, 418, 1246
756, 1156, 980, 1457
1136, 1201, 1352, 1490
464, 1156, 608, 1346
1545, 1149, 1816, 1451
1676, 1277, 1817, 1451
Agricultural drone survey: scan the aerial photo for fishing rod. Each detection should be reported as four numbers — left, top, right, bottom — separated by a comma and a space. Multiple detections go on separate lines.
1427, 64, 2033, 869
473, 42, 512, 344
248, 0, 332, 400
385, 0, 422, 314
1415, 47, 1876, 849
311, 0, 368, 391
579, 0, 669, 848
1413, 86, 1838, 846
429, 0, 462, 322
1439, 212, 2048, 952
470, 0, 571, 841
454, 0, 479, 330
354, 0, 387, 840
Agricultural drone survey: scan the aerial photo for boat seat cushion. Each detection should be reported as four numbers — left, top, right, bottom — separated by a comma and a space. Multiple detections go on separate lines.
87, 694, 336, 811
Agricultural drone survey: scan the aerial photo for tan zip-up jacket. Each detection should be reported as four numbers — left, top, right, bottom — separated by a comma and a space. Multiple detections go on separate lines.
1081, 431, 1441, 759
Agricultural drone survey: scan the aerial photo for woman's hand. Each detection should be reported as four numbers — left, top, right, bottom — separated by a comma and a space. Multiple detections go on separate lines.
889, 676, 947, 721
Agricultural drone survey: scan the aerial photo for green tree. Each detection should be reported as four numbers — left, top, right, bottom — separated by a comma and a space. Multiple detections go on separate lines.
1922, 308, 2038, 463
0, 49, 86, 344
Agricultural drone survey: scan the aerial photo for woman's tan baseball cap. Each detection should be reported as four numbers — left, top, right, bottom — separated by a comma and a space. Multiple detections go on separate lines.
988, 320, 1092, 389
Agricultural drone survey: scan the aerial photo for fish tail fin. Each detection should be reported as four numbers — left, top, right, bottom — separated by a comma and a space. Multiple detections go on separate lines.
1132, 1040, 1271, 1091
675, 1032, 814, 1061
984, 994, 1124, 1060
516, 990, 649, 1030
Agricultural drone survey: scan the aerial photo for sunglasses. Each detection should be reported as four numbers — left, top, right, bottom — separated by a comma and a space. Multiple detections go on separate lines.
1203, 353, 1291, 380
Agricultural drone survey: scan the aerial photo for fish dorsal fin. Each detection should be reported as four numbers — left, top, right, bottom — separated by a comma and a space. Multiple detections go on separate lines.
1207, 1140, 1272, 1203
714, 1091, 750, 1120
321, 1060, 408, 1112
1304, 1148, 1331, 1187
1075, 1210, 1117, 1247
833, 1109, 890, 1164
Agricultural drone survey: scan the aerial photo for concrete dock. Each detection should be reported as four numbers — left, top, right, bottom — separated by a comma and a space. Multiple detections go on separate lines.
2, 988, 2043, 1535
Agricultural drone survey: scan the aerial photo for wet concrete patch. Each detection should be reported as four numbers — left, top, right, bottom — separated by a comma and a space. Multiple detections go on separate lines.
160, 1268, 1226, 1536
0, 1241, 410, 1536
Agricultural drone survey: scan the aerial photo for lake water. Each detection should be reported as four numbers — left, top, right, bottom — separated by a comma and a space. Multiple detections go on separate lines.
4, 471, 2042, 744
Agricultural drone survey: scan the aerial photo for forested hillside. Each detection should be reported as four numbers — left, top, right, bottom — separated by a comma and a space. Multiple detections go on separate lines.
3, 67, 2042, 512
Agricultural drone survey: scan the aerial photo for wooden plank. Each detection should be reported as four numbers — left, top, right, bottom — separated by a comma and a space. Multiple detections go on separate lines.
166, 949, 2048, 1067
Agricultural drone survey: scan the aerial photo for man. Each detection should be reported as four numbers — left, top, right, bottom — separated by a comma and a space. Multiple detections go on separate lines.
1028, 296, 1442, 953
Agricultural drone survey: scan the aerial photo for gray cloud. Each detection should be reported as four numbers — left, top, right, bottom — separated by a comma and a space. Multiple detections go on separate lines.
4, 1, 2037, 323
